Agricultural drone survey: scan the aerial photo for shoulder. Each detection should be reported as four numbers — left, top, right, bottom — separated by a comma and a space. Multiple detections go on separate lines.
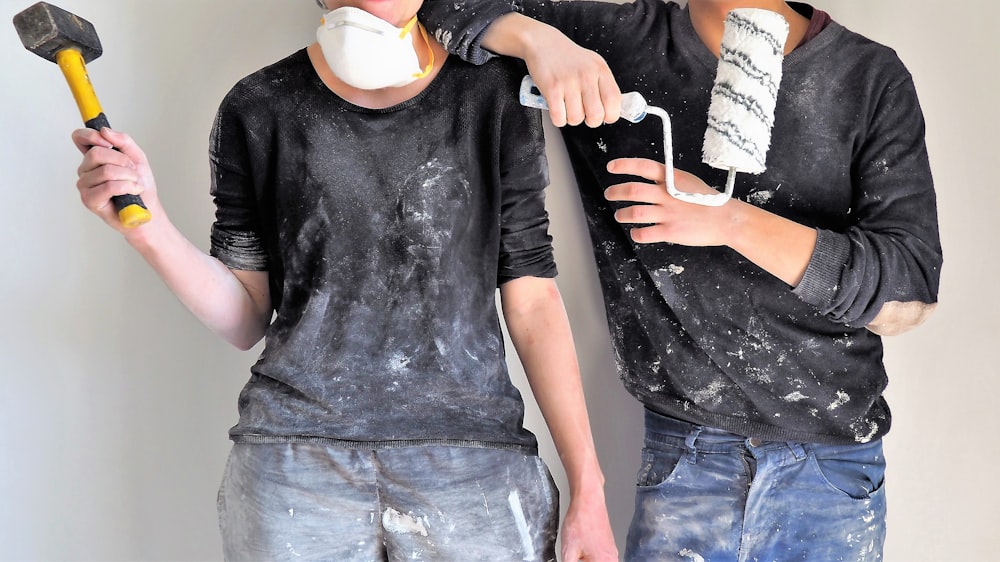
529, 0, 680, 20
444, 55, 529, 103
820, 22, 913, 85
519, 0, 681, 44
220, 49, 314, 112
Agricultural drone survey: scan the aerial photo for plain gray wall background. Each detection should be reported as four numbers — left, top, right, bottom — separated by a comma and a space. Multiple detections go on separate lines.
0, 0, 994, 560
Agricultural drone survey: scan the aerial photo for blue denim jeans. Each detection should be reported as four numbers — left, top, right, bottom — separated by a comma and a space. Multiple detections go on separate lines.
626, 409, 886, 562
217, 442, 558, 561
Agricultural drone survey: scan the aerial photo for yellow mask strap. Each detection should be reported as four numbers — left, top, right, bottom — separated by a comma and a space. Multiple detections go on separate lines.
399, 16, 434, 79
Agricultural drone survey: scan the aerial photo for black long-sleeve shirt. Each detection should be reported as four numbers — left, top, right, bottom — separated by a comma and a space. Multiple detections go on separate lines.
209, 49, 554, 451
420, 0, 942, 444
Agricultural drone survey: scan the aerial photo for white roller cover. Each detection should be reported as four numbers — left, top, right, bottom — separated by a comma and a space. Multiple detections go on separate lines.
703, 8, 789, 175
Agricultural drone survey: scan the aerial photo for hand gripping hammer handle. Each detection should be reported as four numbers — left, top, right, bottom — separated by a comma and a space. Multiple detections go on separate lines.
57, 48, 151, 228
14, 2, 151, 228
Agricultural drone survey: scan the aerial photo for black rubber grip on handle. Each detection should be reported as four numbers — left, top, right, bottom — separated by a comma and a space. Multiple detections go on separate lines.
84, 112, 149, 217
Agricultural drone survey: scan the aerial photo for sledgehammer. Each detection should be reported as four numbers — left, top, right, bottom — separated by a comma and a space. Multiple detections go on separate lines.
13, 2, 151, 228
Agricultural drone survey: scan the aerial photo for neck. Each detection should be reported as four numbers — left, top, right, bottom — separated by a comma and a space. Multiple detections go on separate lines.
688, 0, 810, 56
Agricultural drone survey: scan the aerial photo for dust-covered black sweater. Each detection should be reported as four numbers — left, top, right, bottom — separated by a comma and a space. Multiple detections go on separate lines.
420, 0, 942, 445
209, 49, 555, 452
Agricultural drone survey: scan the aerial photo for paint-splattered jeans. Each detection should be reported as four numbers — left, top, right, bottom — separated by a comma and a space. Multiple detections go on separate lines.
626, 409, 886, 562
217, 442, 558, 561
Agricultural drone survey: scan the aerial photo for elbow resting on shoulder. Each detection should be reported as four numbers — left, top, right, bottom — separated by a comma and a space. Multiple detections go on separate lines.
866, 301, 938, 336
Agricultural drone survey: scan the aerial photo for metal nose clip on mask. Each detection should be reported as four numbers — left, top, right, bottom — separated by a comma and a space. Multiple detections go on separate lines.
317, 6, 434, 91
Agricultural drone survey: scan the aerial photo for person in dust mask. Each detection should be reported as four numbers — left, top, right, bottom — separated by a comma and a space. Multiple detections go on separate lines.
71, 0, 617, 560
418, 0, 943, 560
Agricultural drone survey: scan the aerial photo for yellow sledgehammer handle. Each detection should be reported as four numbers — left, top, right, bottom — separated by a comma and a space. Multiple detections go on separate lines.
56, 48, 151, 228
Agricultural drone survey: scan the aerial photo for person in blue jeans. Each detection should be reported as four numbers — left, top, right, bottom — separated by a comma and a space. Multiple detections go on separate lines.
419, 0, 943, 560
71, 0, 619, 559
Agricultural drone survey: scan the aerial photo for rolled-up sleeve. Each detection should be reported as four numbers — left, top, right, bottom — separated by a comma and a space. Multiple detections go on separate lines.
418, 0, 518, 64
793, 73, 942, 327
208, 92, 269, 272
497, 91, 556, 285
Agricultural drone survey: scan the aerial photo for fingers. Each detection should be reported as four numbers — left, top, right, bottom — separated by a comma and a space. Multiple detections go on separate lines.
71, 127, 113, 154
563, 65, 618, 128
71, 127, 148, 167
76, 143, 133, 176
597, 73, 623, 126
77, 156, 143, 211
579, 77, 611, 128
561, 541, 619, 562
524, 37, 622, 128
543, 82, 570, 128
607, 157, 666, 183
560, 544, 581, 562
73, 128, 147, 221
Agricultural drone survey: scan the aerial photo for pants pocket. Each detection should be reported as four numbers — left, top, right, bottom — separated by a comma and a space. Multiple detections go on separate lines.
635, 443, 686, 488
806, 439, 886, 500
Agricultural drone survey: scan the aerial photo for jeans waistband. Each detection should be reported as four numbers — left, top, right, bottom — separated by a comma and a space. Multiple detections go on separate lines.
642, 408, 807, 460
644, 408, 746, 443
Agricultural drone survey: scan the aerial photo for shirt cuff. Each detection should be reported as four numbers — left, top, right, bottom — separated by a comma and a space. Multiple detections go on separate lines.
792, 228, 849, 307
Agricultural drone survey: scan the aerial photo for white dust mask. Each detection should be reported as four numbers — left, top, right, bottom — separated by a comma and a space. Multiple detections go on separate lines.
316, 6, 434, 90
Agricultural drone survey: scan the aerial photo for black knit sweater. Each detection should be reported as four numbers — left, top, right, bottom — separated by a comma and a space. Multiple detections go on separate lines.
209, 49, 554, 451
420, 0, 942, 444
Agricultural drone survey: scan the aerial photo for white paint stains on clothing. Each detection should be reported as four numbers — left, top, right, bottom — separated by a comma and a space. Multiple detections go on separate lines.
507, 491, 537, 561
387, 351, 411, 372
690, 381, 727, 406
382, 507, 430, 537
678, 547, 706, 562
783, 391, 808, 402
432, 29, 453, 51
747, 189, 776, 205
828, 390, 851, 411
852, 420, 880, 443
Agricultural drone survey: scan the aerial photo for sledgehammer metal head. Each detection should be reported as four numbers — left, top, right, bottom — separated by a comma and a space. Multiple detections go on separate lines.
13, 2, 103, 64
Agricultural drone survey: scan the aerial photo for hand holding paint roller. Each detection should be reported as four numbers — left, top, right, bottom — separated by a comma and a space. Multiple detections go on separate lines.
13, 1, 152, 228
518, 8, 787, 207
519, 75, 650, 124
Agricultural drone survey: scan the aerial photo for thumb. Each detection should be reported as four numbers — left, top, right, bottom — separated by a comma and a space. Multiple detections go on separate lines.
561, 544, 583, 562
98, 127, 148, 167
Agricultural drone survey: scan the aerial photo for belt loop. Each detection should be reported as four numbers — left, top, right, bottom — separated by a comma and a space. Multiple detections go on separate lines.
684, 427, 702, 464
787, 442, 807, 461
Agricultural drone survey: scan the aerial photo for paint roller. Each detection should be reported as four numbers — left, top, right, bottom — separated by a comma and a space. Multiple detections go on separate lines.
13, 1, 152, 228
655, 7, 788, 206
699, 8, 789, 205
517, 8, 788, 207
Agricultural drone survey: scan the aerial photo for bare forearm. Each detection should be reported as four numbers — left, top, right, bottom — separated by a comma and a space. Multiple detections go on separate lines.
724, 200, 818, 288
478, 11, 621, 127
125, 219, 270, 350
479, 13, 549, 59
500, 278, 604, 492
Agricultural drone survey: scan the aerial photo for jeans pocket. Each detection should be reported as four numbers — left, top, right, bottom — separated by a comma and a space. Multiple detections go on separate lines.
807, 440, 886, 500
635, 444, 686, 488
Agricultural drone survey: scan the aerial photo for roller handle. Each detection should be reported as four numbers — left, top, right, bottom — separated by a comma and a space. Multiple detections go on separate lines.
85, 112, 151, 228
518, 75, 649, 123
